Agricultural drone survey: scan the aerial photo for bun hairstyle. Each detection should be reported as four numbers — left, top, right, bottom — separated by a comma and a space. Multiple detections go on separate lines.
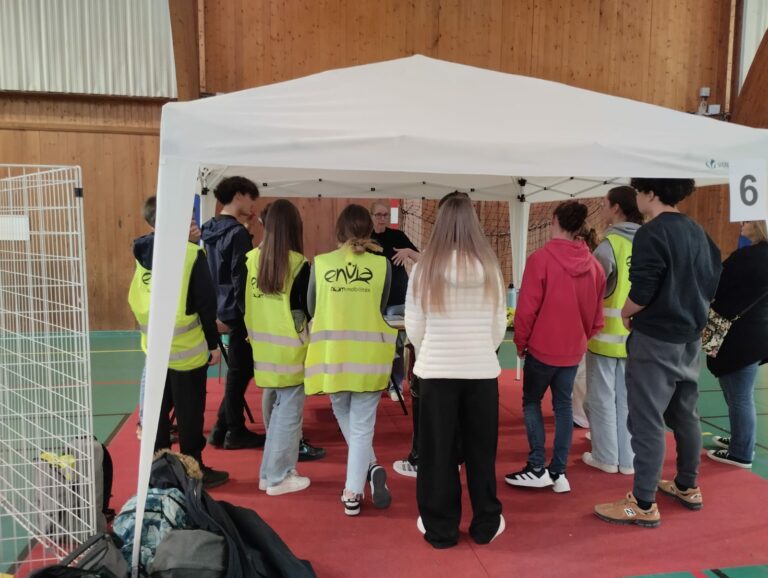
607, 186, 643, 225
553, 200, 588, 233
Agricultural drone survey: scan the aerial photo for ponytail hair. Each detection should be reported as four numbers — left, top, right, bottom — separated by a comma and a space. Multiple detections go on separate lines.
608, 186, 644, 225
577, 227, 600, 252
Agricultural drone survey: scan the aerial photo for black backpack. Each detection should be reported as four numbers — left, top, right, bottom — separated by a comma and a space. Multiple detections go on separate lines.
28, 533, 129, 578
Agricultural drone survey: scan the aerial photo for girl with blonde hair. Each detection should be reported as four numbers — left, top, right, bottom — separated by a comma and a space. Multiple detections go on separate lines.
406, 192, 506, 548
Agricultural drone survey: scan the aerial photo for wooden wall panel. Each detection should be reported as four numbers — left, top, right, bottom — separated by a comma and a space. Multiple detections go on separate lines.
2, 0, 737, 328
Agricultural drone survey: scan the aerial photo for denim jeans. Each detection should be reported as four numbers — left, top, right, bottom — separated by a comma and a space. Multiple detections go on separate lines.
386, 304, 406, 393
584, 352, 634, 469
329, 391, 381, 495
719, 362, 759, 462
522, 354, 578, 474
259, 385, 305, 486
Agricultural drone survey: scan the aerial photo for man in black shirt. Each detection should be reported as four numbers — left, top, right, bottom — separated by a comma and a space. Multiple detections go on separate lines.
595, 178, 722, 527
202, 176, 266, 450
370, 201, 419, 401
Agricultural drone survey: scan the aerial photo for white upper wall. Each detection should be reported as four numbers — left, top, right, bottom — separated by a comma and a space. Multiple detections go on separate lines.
0, 0, 177, 98
739, 0, 768, 91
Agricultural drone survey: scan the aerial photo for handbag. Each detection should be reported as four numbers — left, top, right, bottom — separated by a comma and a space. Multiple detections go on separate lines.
702, 290, 768, 357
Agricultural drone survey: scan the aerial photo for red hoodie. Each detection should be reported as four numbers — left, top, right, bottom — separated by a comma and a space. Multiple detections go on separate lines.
514, 238, 606, 367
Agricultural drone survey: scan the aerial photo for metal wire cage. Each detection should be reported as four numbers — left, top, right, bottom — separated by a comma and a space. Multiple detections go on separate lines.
0, 165, 95, 577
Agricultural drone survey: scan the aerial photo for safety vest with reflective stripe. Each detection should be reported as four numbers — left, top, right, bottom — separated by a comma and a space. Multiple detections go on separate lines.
305, 248, 397, 394
244, 248, 308, 388
128, 243, 209, 371
588, 234, 632, 358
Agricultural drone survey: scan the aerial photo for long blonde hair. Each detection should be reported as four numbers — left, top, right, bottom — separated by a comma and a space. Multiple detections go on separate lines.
413, 193, 502, 312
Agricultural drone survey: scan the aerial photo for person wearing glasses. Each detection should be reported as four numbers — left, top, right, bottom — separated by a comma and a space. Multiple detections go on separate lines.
370, 201, 419, 402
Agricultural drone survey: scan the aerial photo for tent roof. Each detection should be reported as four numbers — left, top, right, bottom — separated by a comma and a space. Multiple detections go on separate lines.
160, 55, 768, 202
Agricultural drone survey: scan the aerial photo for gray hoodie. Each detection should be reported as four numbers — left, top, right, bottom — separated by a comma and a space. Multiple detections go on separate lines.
592, 222, 641, 298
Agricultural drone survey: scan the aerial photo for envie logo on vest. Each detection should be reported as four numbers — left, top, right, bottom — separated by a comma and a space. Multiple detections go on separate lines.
142, 271, 152, 286
324, 262, 373, 285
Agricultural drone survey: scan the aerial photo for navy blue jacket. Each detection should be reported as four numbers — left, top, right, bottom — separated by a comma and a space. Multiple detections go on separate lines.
201, 216, 253, 326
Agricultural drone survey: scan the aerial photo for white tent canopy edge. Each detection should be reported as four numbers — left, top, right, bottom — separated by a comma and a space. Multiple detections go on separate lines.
132, 55, 768, 573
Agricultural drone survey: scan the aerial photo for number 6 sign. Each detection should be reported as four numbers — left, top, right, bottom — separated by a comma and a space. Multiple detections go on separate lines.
729, 159, 768, 222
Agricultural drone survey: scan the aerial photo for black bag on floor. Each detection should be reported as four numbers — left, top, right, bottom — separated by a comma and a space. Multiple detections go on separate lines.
28, 533, 129, 578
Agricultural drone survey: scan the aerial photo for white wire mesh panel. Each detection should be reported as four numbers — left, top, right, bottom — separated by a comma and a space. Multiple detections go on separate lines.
0, 165, 94, 577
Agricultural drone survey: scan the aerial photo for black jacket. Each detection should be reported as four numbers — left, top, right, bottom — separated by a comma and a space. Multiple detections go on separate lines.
201, 216, 253, 326
628, 213, 722, 343
132, 234, 218, 350
150, 454, 315, 578
707, 242, 768, 377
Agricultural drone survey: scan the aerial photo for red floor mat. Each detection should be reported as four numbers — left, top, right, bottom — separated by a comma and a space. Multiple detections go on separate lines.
107, 371, 768, 578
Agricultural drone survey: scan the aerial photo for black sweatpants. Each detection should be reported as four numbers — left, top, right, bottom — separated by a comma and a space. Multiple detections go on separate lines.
416, 377, 502, 548
214, 322, 254, 434
155, 364, 208, 465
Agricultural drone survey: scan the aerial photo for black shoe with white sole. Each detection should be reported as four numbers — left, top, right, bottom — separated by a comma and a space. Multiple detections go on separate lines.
505, 464, 554, 488
368, 464, 392, 509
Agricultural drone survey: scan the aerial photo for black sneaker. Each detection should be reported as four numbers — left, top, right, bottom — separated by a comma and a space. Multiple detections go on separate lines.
207, 426, 226, 448
298, 439, 326, 462
712, 436, 730, 450
368, 464, 392, 509
223, 429, 266, 450
202, 467, 230, 489
504, 464, 554, 488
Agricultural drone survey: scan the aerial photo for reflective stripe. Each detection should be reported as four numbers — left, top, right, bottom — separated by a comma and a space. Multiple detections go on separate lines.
247, 330, 303, 348
305, 362, 393, 377
254, 361, 305, 374
591, 332, 628, 345
311, 330, 396, 345
603, 307, 623, 318
139, 318, 201, 336
168, 341, 208, 362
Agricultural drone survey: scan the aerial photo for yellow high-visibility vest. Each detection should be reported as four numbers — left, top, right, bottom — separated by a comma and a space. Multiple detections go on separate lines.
305, 248, 397, 394
128, 243, 209, 371
244, 248, 308, 388
588, 234, 632, 358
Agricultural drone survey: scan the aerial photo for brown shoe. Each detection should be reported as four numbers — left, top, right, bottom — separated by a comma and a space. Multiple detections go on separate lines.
657, 480, 703, 510
594, 492, 660, 528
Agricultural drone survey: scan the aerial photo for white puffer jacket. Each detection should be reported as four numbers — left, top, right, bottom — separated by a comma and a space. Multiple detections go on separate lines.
405, 253, 506, 380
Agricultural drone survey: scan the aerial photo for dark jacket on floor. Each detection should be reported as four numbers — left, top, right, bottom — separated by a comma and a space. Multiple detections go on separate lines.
150, 453, 316, 578
201, 215, 253, 326
707, 241, 768, 377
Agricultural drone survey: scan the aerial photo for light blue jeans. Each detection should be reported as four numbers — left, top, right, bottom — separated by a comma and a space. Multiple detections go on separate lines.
259, 385, 305, 486
584, 352, 634, 470
329, 391, 381, 495
719, 362, 759, 462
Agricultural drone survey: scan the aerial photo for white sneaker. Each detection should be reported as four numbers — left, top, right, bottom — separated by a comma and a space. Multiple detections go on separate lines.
389, 390, 401, 401
266, 472, 310, 496
582, 452, 618, 474
550, 472, 571, 493
416, 516, 426, 535
259, 478, 267, 491
618, 465, 635, 475
393, 459, 418, 478
342, 492, 362, 516
489, 514, 506, 543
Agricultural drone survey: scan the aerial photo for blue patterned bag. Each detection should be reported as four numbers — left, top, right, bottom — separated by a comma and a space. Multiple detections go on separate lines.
112, 487, 189, 570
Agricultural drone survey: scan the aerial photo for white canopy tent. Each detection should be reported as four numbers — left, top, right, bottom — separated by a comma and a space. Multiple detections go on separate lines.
132, 55, 768, 572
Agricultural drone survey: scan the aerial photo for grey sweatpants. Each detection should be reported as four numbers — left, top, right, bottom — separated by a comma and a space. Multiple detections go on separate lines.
625, 330, 702, 503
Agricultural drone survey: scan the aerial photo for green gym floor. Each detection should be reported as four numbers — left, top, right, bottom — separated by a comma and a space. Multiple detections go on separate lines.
3, 331, 767, 577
